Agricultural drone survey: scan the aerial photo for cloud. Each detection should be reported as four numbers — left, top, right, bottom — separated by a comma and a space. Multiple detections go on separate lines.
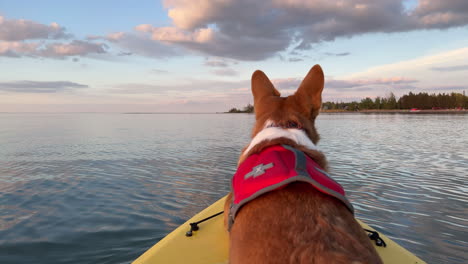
0, 40, 108, 58
347, 47, 468, 79
125, 0, 468, 60
326, 77, 418, 89
150, 69, 169, 74
110, 79, 249, 94
0, 16, 106, 59
103, 32, 178, 58
204, 58, 229, 67
270, 76, 418, 92
135, 24, 214, 43
118, 51, 133, 56
211, 68, 239, 76
0, 16, 70, 41
329, 46, 468, 99
423, 85, 466, 91
412, 0, 468, 28
0, 81, 88, 93
5, 2, 468, 62
288, 57, 303, 62
135, 23, 287, 60
272, 78, 302, 90
325, 52, 351, 57
0, 41, 40, 57
0, 16, 107, 59
39, 40, 107, 58
431, 64, 468, 72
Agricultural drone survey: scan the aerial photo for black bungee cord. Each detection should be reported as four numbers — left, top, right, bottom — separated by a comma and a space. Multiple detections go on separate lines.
185, 211, 386, 247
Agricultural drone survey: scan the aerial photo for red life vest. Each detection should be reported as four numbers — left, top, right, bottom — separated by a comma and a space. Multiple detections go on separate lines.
228, 145, 354, 229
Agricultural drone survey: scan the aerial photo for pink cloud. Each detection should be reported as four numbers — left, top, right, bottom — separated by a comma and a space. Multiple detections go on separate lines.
135, 25, 214, 43
0, 16, 106, 59
103, 32, 178, 58
0, 40, 107, 58
270, 76, 418, 91
0, 15, 70, 41
39, 40, 107, 57
212, 68, 239, 76
0, 41, 40, 57
130, 0, 468, 60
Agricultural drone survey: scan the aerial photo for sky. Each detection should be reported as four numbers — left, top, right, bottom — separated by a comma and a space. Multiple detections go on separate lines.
0, 0, 467, 112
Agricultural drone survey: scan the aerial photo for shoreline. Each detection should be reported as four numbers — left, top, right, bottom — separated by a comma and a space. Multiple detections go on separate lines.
320, 109, 468, 114
222, 109, 468, 114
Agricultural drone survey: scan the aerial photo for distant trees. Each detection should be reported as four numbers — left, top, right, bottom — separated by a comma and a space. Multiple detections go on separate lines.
398, 92, 468, 109
323, 91, 468, 110
227, 103, 254, 113
243, 104, 254, 113
359, 97, 374, 109
229, 91, 468, 113
383, 93, 398, 109
363, 93, 399, 110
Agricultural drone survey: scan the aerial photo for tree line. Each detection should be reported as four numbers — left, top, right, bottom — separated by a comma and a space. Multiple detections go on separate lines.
228, 91, 468, 113
227, 103, 254, 113
323, 91, 468, 111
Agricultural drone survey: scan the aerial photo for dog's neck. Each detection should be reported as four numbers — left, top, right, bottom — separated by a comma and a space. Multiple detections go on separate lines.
241, 120, 318, 163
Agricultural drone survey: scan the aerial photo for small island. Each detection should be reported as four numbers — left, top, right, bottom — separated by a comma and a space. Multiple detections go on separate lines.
227, 104, 254, 113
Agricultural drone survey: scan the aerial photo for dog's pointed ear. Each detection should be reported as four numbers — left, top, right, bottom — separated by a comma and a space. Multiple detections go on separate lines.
251, 70, 280, 105
294, 65, 324, 113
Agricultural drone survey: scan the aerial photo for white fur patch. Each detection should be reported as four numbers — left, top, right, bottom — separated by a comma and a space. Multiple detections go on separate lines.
242, 120, 317, 156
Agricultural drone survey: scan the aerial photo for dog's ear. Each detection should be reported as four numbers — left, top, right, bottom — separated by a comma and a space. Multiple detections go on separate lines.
251, 70, 280, 106
294, 65, 324, 113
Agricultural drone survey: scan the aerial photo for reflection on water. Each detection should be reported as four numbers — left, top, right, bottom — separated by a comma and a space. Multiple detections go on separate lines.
0, 113, 467, 263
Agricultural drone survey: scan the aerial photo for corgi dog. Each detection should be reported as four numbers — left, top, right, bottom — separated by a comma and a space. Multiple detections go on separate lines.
224, 65, 383, 264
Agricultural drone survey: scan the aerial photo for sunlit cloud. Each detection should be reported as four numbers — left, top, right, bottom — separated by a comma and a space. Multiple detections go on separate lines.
0, 80, 88, 93
130, 0, 468, 60
39, 40, 107, 58
101, 32, 178, 58
211, 68, 239, 76
0, 16, 107, 59
0, 40, 107, 58
431, 64, 468, 72
0, 41, 40, 57
204, 58, 230, 67
0, 15, 70, 41
135, 24, 214, 43
324, 52, 351, 57
423, 85, 466, 91
109, 79, 249, 94
150, 69, 169, 74
288, 58, 303, 62
347, 47, 468, 78
326, 77, 418, 89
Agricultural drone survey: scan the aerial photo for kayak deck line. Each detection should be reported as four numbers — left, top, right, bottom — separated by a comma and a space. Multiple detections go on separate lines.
133, 195, 426, 264
184, 209, 388, 248
186, 211, 224, 237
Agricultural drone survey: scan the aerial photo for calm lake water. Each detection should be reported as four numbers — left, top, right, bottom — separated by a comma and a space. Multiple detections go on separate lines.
0, 113, 467, 264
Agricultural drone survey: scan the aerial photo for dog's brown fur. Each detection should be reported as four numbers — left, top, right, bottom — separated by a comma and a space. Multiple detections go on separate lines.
224, 65, 383, 264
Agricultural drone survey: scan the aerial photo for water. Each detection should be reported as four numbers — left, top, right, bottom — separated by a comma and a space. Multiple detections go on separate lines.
0, 113, 466, 264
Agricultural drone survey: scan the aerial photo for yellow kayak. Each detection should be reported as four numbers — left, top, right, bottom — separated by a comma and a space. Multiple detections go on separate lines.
133, 196, 426, 264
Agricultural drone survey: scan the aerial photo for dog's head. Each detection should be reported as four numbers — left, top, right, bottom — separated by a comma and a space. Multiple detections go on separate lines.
250, 65, 325, 144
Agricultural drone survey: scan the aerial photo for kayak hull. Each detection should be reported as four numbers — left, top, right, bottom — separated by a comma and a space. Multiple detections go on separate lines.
133, 196, 425, 264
